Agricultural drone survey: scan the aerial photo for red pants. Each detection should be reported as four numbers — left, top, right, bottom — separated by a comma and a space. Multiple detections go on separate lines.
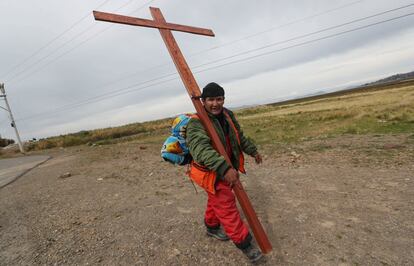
204, 180, 250, 245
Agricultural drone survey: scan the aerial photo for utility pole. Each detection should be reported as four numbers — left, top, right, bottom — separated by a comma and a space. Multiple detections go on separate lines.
0, 83, 25, 153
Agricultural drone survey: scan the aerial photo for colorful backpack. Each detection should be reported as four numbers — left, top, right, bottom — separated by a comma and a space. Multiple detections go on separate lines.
161, 114, 193, 165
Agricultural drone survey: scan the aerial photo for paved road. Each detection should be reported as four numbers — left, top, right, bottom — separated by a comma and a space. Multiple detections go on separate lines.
0, 155, 50, 188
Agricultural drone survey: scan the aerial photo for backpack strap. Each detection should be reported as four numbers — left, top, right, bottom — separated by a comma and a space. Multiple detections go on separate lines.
191, 111, 240, 145
223, 110, 246, 174
189, 114, 199, 119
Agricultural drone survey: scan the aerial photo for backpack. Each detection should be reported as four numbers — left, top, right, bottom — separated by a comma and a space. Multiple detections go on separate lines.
161, 114, 193, 165
161, 109, 238, 166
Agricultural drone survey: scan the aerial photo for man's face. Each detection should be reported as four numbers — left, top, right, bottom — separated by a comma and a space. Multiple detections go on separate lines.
202, 96, 225, 115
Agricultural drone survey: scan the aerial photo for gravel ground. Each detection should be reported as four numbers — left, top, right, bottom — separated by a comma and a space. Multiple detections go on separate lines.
1, 134, 413, 265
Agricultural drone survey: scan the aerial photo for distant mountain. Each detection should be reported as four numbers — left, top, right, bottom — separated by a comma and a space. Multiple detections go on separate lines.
365, 70, 414, 86
229, 104, 259, 111
231, 70, 414, 110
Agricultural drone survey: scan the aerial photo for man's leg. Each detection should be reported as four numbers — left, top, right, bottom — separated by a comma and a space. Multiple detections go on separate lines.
209, 180, 263, 262
205, 190, 230, 241
205, 193, 220, 227
209, 180, 250, 246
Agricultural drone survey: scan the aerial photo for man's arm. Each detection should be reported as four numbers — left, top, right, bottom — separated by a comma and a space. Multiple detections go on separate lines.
186, 119, 231, 179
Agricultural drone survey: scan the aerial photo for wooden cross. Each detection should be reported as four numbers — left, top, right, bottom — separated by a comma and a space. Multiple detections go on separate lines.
93, 7, 272, 254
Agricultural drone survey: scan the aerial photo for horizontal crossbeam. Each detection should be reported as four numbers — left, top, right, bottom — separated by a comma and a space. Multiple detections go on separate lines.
93, 9, 215, 37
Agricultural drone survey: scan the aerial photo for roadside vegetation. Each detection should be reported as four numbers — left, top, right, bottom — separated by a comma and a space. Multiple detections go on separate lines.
15, 80, 414, 151
26, 119, 171, 151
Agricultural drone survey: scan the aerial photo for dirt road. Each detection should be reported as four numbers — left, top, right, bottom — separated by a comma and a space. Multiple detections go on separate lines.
1, 134, 413, 265
0, 155, 50, 188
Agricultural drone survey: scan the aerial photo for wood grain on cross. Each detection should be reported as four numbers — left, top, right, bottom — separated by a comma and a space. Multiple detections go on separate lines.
93, 7, 272, 254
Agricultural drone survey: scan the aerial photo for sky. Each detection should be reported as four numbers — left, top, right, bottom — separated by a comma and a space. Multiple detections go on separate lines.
0, 0, 414, 141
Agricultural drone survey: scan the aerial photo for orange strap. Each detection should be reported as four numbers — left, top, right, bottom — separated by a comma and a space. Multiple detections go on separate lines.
223, 111, 241, 146
223, 111, 246, 174
191, 111, 241, 144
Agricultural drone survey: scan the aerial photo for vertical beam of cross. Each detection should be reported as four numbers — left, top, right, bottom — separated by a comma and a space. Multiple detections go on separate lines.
93, 7, 272, 254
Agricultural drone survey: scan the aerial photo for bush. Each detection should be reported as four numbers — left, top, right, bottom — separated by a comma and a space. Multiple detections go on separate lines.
36, 140, 57, 150
0, 137, 15, 147
60, 136, 84, 147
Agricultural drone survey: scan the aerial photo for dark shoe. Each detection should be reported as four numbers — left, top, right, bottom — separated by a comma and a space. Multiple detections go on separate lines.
242, 245, 263, 263
206, 227, 230, 241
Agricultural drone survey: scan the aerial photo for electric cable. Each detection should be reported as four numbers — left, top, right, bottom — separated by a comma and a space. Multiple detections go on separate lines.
193, 12, 414, 74
53, 0, 411, 93
16, 76, 179, 122
17, 72, 178, 122
70, 0, 367, 92
5, 0, 151, 84
192, 3, 414, 69
46, 0, 412, 95
60, 4, 414, 111
1, 0, 111, 79
5, 0, 358, 86
189, 0, 365, 57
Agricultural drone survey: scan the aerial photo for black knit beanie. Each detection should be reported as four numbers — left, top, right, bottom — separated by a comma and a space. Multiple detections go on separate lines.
201, 82, 225, 99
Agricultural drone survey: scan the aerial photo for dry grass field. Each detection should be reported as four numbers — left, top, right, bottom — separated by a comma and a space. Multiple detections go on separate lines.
237, 82, 414, 144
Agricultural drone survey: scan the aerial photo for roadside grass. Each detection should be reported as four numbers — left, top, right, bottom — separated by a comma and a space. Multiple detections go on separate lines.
25, 82, 414, 150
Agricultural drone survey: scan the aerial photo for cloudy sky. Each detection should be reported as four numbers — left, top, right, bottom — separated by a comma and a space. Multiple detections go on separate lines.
1, 0, 414, 140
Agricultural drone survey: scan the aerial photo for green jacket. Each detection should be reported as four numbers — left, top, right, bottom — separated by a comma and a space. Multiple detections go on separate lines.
186, 108, 258, 180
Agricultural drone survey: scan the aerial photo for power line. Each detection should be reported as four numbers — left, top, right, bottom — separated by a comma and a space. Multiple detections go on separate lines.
5, 0, 151, 84
193, 12, 414, 75
191, 3, 414, 69
17, 76, 179, 122
15, 11, 414, 123
16, 10, 414, 121
49, 3, 414, 106
5, 0, 139, 83
6, 0, 359, 87
189, 0, 365, 57
6, 1, 412, 88
6, 23, 98, 83
16, 71, 178, 122
71, 0, 366, 93
36, 0, 408, 95
1, 0, 111, 79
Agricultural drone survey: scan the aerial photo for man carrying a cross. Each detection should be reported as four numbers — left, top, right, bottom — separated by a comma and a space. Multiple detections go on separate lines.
93, 6, 271, 259
186, 82, 264, 262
